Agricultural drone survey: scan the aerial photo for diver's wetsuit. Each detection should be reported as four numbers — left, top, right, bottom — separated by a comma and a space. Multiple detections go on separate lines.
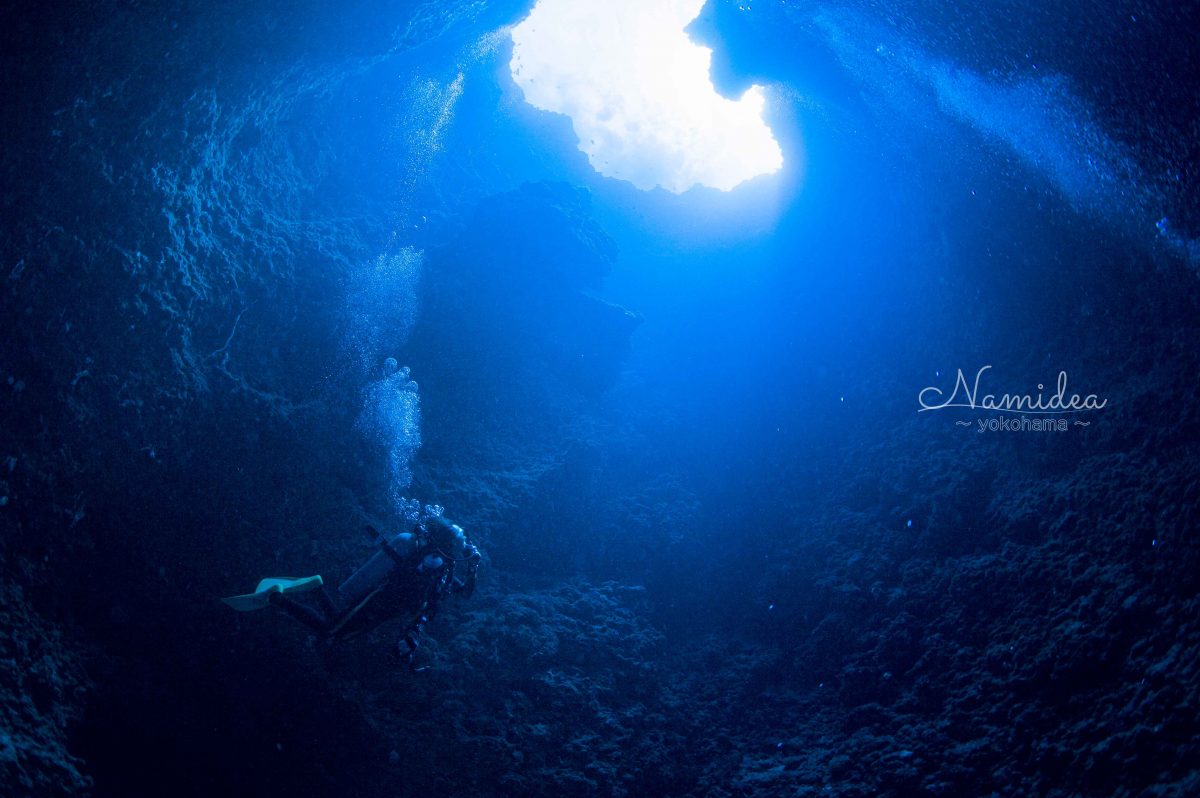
270, 526, 480, 661
270, 583, 343, 633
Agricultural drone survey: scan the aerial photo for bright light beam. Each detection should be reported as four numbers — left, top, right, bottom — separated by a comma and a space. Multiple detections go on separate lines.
510, 0, 784, 194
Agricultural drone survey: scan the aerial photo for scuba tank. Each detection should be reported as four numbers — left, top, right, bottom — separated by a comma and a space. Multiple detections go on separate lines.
336, 528, 419, 609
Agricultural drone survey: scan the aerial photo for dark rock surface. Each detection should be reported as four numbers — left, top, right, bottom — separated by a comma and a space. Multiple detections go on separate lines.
0, 583, 91, 796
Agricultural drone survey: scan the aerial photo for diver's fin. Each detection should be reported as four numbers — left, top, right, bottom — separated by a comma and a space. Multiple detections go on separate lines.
221, 575, 323, 612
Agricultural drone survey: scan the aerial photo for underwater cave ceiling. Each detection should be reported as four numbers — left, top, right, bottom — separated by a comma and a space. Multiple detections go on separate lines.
2, 1, 1200, 797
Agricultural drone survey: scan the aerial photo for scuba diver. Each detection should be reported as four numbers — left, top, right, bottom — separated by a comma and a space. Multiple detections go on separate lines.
222, 515, 482, 669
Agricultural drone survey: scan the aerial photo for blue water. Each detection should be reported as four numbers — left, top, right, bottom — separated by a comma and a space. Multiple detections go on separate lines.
2, 1, 1198, 796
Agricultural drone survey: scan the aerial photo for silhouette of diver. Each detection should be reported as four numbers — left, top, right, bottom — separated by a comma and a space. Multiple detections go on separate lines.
223, 516, 481, 669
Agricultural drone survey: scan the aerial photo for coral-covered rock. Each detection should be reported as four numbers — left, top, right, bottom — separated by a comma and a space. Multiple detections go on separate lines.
0, 582, 91, 797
